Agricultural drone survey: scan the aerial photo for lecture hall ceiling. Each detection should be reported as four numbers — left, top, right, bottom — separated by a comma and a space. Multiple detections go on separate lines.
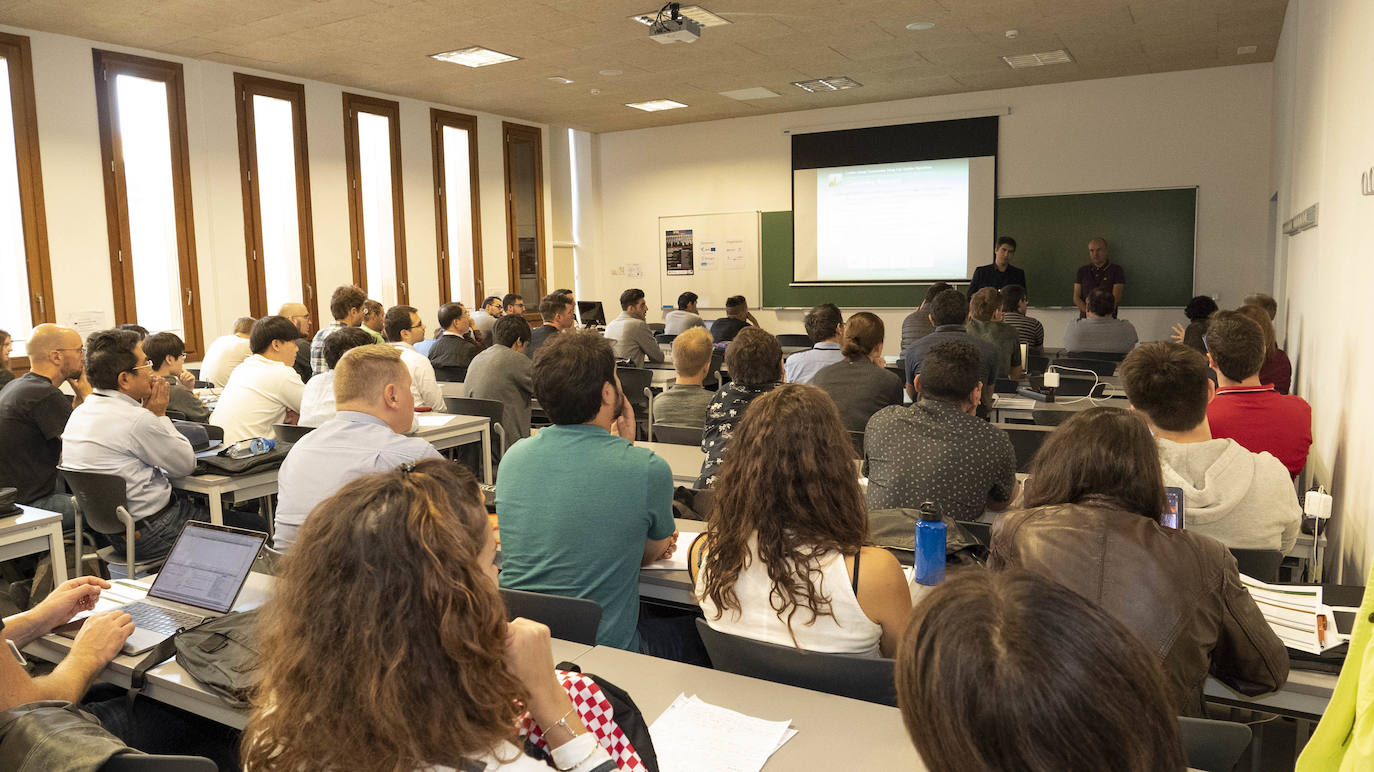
0, 0, 1288, 132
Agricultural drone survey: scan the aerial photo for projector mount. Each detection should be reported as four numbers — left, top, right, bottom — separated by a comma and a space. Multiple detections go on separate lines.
649, 2, 702, 44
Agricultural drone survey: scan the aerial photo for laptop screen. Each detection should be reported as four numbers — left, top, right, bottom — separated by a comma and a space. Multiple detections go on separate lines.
147, 522, 266, 613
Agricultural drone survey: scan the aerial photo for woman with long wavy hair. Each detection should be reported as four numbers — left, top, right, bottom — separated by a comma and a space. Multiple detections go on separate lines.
241, 458, 615, 772
688, 384, 911, 657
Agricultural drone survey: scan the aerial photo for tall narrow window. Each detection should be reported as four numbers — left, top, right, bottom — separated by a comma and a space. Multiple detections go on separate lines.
342, 93, 407, 306
0, 31, 54, 366
431, 109, 482, 306
93, 50, 202, 356
234, 74, 317, 319
503, 122, 546, 303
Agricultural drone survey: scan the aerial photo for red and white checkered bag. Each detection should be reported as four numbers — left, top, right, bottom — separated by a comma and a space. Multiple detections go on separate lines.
517, 670, 647, 771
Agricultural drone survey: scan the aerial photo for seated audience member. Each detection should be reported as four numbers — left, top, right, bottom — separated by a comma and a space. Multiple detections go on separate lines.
1121, 342, 1300, 552
525, 292, 575, 360
604, 288, 665, 367
990, 407, 1289, 714
470, 295, 504, 340
1245, 292, 1279, 320
690, 385, 911, 656
1171, 295, 1219, 355
0, 329, 13, 390
867, 340, 1018, 519
143, 332, 209, 423
210, 316, 306, 443
711, 295, 761, 344
384, 304, 446, 412
0, 324, 91, 524
1205, 310, 1311, 477
784, 303, 845, 384
900, 282, 952, 353
65, 329, 264, 557
696, 328, 783, 488
1062, 289, 1138, 354
651, 326, 715, 429
901, 289, 998, 407
998, 284, 1044, 353
360, 299, 386, 344
496, 331, 676, 653
812, 312, 902, 435
274, 345, 441, 551
502, 292, 526, 317
465, 315, 535, 451
279, 302, 314, 383
663, 291, 705, 335
965, 287, 1023, 379
309, 285, 366, 374
116, 323, 148, 339
243, 459, 617, 772
299, 326, 374, 428
1238, 302, 1292, 394
896, 569, 1186, 771
198, 316, 254, 387
428, 302, 483, 381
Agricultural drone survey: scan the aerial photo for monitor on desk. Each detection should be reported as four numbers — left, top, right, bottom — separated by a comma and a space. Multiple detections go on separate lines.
578, 301, 607, 327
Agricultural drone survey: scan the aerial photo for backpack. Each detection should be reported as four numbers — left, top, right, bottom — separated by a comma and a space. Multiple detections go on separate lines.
195, 441, 293, 475
520, 662, 659, 772
130, 609, 263, 709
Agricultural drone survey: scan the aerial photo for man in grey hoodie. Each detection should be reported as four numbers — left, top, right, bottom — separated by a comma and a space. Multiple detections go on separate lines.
1119, 341, 1300, 553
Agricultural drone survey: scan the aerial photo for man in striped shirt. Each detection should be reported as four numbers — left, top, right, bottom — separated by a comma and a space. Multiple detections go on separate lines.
999, 284, 1043, 352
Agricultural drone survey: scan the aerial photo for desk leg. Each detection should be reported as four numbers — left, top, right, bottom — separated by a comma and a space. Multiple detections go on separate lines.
208, 490, 224, 526
482, 425, 493, 485
46, 524, 68, 585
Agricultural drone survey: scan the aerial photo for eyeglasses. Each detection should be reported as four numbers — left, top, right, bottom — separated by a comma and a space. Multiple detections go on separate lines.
408, 323, 425, 330
55, 346, 85, 355
126, 360, 154, 375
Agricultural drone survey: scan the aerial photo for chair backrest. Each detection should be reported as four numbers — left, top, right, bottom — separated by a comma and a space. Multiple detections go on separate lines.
274, 423, 314, 444
775, 333, 812, 348
499, 588, 602, 646
1052, 357, 1117, 376
1026, 352, 1051, 374
1177, 716, 1252, 772
1067, 349, 1128, 362
650, 424, 701, 446
994, 423, 1055, 473
444, 396, 504, 424
101, 754, 218, 771
654, 333, 677, 344
1229, 548, 1284, 583
647, 322, 666, 334
694, 619, 897, 705
848, 430, 864, 457
616, 367, 653, 411
57, 467, 132, 535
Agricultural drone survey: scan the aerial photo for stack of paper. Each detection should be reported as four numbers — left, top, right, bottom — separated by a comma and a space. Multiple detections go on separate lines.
649, 693, 796, 772
1240, 574, 1343, 654
992, 394, 1037, 411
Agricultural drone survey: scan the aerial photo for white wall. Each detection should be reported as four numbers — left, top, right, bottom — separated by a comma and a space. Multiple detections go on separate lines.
584, 65, 1274, 346
1271, 0, 1374, 582
2, 23, 553, 352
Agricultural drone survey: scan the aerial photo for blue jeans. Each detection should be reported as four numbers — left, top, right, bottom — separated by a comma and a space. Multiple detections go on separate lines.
107, 491, 267, 560
83, 684, 240, 771
25, 491, 76, 530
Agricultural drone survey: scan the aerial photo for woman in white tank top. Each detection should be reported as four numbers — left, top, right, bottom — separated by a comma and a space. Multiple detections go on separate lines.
689, 384, 912, 657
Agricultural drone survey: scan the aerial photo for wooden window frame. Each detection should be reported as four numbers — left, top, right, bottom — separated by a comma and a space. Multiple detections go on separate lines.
0, 31, 55, 371
342, 93, 408, 304
430, 108, 483, 306
92, 49, 204, 357
502, 121, 547, 303
233, 73, 318, 320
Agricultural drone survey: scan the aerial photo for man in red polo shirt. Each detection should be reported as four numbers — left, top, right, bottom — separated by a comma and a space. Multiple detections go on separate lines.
1204, 310, 1311, 478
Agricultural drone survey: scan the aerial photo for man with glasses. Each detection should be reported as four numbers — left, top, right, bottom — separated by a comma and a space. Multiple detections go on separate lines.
502, 293, 526, 317
63, 329, 265, 558
278, 301, 314, 383
384, 305, 446, 412
209, 316, 307, 443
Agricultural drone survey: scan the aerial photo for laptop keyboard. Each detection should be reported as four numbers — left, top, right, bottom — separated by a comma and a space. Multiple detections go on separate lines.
119, 601, 204, 636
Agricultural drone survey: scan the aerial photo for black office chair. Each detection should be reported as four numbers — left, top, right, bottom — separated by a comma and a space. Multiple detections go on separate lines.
1052, 357, 1118, 376
703, 349, 725, 390
775, 334, 812, 348
652, 424, 701, 446
695, 619, 897, 706
616, 367, 654, 438
960, 520, 992, 547
848, 430, 864, 457
58, 467, 166, 579
994, 423, 1055, 473
1177, 716, 1252, 772
1065, 350, 1128, 362
654, 333, 677, 345
443, 397, 508, 458
648, 322, 666, 334
273, 423, 314, 444
1229, 548, 1284, 582
102, 754, 218, 771
1026, 352, 1051, 374
499, 588, 602, 646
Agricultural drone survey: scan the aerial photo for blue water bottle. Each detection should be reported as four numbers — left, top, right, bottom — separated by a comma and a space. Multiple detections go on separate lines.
913, 501, 946, 586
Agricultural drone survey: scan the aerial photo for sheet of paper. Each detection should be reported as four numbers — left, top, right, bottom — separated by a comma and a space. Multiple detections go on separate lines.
414, 413, 457, 429
649, 693, 795, 772
992, 395, 1037, 411
194, 443, 224, 459
643, 523, 706, 570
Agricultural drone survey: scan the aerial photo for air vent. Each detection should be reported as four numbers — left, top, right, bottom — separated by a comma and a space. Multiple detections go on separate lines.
791, 76, 863, 93
1002, 50, 1074, 69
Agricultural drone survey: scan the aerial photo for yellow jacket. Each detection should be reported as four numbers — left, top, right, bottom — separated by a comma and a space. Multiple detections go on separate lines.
1297, 565, 1374, 770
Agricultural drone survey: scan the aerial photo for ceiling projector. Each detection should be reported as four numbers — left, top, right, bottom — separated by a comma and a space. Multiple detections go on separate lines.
651, 14, 701, 43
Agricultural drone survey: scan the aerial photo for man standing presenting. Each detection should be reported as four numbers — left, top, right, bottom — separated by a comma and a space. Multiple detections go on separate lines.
605, 288, 665, 367
968, 237, 1026, 296
1073, 237, 1125, 317
309, 285, 366, 374
428, 302, 483, 381
279, 302, 314, 382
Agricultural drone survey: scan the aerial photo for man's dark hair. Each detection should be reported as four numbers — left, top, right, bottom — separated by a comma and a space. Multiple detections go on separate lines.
85, 328, 141, 390
117, 323, 149, 340
143, 332, 185, 369
493, 314, 532, 348
251, 315, 301, 354
232, 316, 256, 335
533, 330, 615, 425
1001, 285, 1027, 313
502, 293, 523, 311
921, 282, 952, 307
1119, 342, 1211, 433
323, 326, 375, 370
539, 293, 571, 322
918, 340, 982, 402
1087, 288, 1116, 317
620, 288, 646, 310
329, 285, 367, 321
803, 303, 843, 343
725, 295, 747, 314
1204, 310, 1265, 381
677, 291, 698, 310
1184, 295, 1219, 322
553, 288, 574, 298
1243, 293, 1278, 319
384, 305, 418, 342
437, 302, 466, 331
996, 236, 1017, 251
929, 290, 969, 326
725, 327, 782, 387
481, 295, 501, 309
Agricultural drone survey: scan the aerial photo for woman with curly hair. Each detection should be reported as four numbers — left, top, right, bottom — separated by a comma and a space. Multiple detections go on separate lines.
241, 458, 615, 771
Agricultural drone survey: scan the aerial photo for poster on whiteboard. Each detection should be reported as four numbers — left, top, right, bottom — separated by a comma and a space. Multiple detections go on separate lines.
656, 212, 760, 313
665, 229, 694, 275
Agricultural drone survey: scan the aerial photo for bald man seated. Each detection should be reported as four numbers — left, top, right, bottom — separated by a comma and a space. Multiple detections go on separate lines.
279, 301, 314, 383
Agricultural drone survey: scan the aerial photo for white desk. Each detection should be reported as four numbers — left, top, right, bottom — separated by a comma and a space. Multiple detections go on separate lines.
1, 506, 67, 586
1204, 669, 1337, 721
989, 392, 1129, 423
638, 441, 705, 486
413, 413, 493, 484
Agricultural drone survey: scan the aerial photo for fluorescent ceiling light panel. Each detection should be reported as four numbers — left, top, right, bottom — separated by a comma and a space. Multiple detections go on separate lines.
1237, 45, 1258, 54
547, 76, 574, 84
626, 99, 688, 112
430, 46, 520, 67
791, 76, 863, 93
1002, 49, 1074, 69
906, 21, 936, 31
630, 5, 731, 26
719, 86, 781, 100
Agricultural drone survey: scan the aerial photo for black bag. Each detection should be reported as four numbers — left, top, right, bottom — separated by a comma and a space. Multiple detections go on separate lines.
172, 419, 222, 452
130, 609, 263, 709
195, 441, 292, 475
867, 508, 987, 565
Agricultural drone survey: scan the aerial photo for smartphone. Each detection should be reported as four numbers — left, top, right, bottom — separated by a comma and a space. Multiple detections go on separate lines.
1161, 487, 1185, 530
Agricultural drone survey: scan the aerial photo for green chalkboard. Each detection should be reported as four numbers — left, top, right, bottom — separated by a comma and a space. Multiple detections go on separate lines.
760, 187, 1197, 308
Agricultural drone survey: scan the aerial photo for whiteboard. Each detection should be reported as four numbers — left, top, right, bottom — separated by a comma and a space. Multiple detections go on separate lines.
657, 212, 761, 311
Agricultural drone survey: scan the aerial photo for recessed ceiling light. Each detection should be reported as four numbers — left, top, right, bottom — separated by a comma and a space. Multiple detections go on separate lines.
791, 76, 863, 93
547, 76, 574, 84
630, 5, 731, 26
599, 69, 624, 77
1237, 45, 1258, 55
430, 46, 521, 68
1002, 49, 1075, 69
906, 21, 935, 31
719, 86, 781, 100
626, 99, 688, 112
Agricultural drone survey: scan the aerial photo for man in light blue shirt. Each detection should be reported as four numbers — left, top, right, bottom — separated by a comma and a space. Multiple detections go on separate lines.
783, 303, 845, 384
273, 344, 441, 551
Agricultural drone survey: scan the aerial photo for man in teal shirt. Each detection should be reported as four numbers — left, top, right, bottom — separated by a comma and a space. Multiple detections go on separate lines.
496, 330, 677, 652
